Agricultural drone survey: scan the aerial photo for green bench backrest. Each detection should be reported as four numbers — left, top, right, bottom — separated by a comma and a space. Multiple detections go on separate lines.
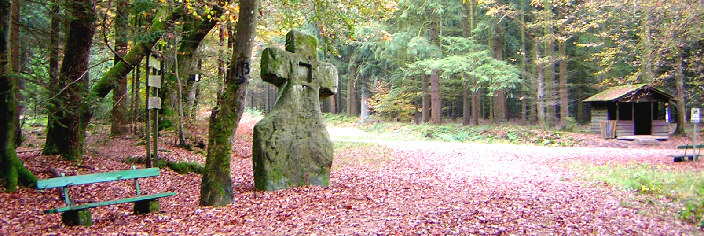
677, 144, 704, 149
36, 168, 160, 189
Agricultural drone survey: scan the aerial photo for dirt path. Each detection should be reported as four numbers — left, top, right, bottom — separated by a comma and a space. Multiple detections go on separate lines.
2, 123, 699, 234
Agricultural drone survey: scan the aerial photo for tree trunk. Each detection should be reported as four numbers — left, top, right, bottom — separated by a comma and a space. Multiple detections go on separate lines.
520, 0, 529, 123
535, 39, 546, 126
471, 86, 479, 125
173, 38, 186, 146
10, 0, 20, 145
131, 12, 142, 129
187, 59, 202, 119
132, 53, 140, 124
492, 22, 507, 122
558, 41, 569, 128
200, 0, 258, 207
1, 0, 37, 191
674, 50, 686, 135
543, 0, 555, 128
42, 0, 96, 161
110, 0, 129, 136
48, 0, 60, 91
346, 58, 358, 116
462, 80, 470, 125
360, 81, 370, 121
422, 76, 430, 123
328, 94, 336, 114
430, 69, 441, 124
461, 3, 471, 125
167, 13, 222, 113
218, 21, 225, 90
467, 0, 479, 126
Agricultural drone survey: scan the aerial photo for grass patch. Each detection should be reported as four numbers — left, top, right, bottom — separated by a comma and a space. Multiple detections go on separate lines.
355, 122, 578, 146
125, 156, 203, 175
577, 162, 704, 225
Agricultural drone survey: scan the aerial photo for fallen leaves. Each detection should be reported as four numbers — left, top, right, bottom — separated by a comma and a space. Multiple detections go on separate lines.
2, 118, 701, 234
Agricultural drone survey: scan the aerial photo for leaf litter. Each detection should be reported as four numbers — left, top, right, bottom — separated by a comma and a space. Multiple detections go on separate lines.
1, 116, 701, 234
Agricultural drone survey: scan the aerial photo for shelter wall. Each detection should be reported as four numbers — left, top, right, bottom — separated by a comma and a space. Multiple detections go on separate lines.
590, 107, 608, 134
615, 120, 634, 136
652, 120, 672, 136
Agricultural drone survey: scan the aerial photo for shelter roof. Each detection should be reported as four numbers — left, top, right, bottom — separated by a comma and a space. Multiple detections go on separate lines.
583, 84, 673, 103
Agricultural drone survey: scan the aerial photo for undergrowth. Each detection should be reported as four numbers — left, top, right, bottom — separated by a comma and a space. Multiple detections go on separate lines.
577, 163, 704, 226
124, 156, 203, 175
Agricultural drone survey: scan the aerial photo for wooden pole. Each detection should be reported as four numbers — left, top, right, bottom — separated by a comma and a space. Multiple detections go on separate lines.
145, 54, 151, 168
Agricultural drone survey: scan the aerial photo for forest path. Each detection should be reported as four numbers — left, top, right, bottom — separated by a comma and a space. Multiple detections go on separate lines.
328, 126, 694, 234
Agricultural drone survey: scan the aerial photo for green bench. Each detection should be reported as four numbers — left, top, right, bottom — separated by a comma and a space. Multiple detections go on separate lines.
36, 167, 176, 226
671, 144, 704, 162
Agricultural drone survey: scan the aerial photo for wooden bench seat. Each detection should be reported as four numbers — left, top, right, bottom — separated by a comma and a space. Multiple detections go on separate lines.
36, 167, 176, 226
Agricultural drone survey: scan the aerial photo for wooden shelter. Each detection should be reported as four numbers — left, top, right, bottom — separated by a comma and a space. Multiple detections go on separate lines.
583, 84, 674, 139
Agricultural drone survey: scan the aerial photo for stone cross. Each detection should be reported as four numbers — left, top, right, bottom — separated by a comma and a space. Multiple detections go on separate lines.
253, 30, 338, 191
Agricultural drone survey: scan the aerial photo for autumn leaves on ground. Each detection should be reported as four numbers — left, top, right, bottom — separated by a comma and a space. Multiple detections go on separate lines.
2, 114, 702, 234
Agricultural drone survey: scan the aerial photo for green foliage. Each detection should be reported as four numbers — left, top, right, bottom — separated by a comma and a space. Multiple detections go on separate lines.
124, 156, 203, 175
165, 161, 203, 175
367, 81, 416, 122
577, 163, 704, 224
322, 113, 359, 125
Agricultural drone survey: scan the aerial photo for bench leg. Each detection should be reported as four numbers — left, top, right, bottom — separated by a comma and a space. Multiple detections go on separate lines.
134, 199, 160, 214
61, 209, 92, 226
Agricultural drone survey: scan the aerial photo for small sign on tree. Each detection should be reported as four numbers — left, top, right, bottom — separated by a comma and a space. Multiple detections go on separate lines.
692, 108, 700, 123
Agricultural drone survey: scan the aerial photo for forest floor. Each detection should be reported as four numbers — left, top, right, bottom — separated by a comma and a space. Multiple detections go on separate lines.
3, 114, 704, 235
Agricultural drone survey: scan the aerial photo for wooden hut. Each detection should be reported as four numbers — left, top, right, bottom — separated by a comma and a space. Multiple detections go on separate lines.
583, 84, 674, 139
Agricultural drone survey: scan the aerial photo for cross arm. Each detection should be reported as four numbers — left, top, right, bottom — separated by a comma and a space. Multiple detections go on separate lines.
315, 62, 338, 98
261, 47, 294, 87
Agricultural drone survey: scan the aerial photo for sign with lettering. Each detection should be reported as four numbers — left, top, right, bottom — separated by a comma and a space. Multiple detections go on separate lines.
692, 108, 700, 123
148, 75, 161, 88
148, 97, 161, 110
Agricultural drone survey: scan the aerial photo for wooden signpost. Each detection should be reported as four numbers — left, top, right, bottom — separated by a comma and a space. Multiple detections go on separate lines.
145, 53, 161, 167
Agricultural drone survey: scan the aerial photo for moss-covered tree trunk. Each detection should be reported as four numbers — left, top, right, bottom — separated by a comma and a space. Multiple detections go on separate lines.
1, 0, 36, 191
110, 0, 129, 136
199, 0, 258, 206
42, 0, 96, 161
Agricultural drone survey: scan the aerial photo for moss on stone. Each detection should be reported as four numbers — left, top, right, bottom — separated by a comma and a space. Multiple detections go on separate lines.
254, 30, 337, 191
61, 210, 92, 226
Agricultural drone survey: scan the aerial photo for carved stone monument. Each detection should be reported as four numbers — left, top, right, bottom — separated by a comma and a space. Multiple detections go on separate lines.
253, 30, 338, 191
